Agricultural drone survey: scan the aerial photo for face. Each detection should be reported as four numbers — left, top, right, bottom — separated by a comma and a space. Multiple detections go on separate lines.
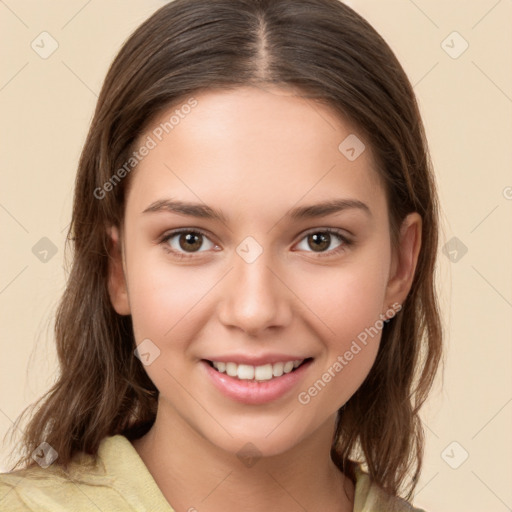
108, 85, 421, 457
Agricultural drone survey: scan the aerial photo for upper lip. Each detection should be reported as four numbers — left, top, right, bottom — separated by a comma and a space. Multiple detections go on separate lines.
203, 354, 313, 366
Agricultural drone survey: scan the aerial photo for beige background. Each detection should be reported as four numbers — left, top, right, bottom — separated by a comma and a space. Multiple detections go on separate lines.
1, 1, 511, 510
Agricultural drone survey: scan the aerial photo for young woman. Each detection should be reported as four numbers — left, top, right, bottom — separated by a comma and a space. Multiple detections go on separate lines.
0, 1, 442, 510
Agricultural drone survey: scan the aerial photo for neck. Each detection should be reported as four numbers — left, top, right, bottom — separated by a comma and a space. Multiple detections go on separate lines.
132, 405, 354, 512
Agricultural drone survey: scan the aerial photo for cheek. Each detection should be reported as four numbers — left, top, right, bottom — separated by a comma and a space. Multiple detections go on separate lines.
303, 255, 390, 340
125, 249, 214, 344
294, 252, 390, 401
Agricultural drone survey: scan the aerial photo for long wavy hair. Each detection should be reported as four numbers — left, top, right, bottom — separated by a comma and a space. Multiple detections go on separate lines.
6, 0, 442, 500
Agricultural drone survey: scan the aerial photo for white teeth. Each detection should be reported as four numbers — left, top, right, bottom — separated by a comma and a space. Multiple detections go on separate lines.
283, 361, 294, 373
254, 364, 273, 381
215, 361, 226, 373
211, 359, 306, 381
273, 362, 284, 377
237, 364, 254, 380
226, 362, 238, 377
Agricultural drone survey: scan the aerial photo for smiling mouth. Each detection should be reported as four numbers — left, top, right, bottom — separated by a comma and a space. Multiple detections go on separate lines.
204, 358, 313, 381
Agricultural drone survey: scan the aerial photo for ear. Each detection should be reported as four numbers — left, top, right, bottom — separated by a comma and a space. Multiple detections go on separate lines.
106, 225, 131, 315
383, 212, 422, 311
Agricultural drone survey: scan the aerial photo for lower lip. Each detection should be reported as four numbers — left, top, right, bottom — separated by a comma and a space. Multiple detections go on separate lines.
201, 359, 313, 405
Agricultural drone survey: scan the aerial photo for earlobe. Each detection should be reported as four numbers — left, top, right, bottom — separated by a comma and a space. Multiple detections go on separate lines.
106, 225, 131, 315
384, 212, 422, 309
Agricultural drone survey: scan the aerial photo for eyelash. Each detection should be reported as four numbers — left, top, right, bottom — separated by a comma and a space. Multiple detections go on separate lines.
160, 227, 353, 260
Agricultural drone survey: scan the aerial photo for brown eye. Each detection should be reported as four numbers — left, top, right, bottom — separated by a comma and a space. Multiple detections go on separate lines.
307, 232, 331, 252
162, 229, 216, 256
295, 229, 351, 256
178, 232, 203, 252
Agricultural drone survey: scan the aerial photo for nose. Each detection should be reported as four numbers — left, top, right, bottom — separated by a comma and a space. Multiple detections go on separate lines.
217, 248, 293, 336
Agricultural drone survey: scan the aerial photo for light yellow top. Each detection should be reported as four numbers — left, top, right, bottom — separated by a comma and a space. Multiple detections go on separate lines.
0, 434, 426, 511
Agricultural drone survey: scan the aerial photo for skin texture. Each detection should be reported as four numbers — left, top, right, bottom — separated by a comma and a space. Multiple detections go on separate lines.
107, 86, 422, 512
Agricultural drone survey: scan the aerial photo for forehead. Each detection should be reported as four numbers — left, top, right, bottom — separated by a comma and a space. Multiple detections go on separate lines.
126, 86, 386, 222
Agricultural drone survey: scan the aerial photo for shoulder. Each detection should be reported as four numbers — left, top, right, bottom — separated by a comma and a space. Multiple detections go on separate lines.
0, 462, 94, 511
0, 434, 172, 512
353, 464, 427, 512
0, 439, 114, 512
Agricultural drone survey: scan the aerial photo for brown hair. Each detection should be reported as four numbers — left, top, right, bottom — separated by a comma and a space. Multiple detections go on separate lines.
6, 0, 442, 500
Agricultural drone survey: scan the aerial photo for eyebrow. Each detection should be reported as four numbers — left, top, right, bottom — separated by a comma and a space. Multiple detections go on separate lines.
142, 197, 371, 221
